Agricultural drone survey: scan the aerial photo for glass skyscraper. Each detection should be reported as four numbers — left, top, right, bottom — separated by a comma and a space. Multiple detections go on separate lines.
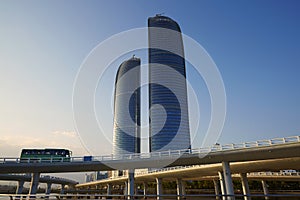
148, 15, 191, 152
112, 56, 141, 155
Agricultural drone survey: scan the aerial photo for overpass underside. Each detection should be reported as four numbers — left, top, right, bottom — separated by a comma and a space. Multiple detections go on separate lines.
76, 157, 300, 200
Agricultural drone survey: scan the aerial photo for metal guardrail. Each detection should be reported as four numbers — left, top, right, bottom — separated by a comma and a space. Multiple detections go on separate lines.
250, 171, 300, 176
1, 193, 300, 200
0, 135, 299, 164
135, 164, 201, 175
40, 175, 78, 183
136, 167, 300, 177
90, 170, 300, 186
0, 174, 77, 185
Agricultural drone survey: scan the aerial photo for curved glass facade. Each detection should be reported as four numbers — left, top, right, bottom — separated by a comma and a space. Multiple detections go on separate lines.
112, 57, 141, 155
148, 15, 191, 152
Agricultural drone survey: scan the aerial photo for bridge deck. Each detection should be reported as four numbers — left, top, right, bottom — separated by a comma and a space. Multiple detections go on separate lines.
0, 136, 299, 173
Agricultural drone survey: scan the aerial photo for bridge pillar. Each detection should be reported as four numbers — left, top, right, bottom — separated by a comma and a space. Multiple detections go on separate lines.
60, 184, 65, 194
45, 183, 52, 195
222, 161, 235, 200
240, 173, 251, 200
156, 178, 163, 200
213, 179, 221, 200
143, 182, 148, 198
107, 183, 112, 196
124, 181, 128, 196
261, 180, 269, 200
16, 180, 24, 194
128, 169, 135, 200
176, 178, 185, 200
218, 171, 226, 200
29, 172, 40, 195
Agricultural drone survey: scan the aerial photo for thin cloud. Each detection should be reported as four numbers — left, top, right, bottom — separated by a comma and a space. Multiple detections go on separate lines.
0, 133, 88, 157
52, 130, 76, 138
2, 135, 42, 147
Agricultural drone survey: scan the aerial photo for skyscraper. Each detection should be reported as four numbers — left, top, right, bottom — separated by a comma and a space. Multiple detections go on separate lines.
112, 56, 141, 155
148, 15, 191, 152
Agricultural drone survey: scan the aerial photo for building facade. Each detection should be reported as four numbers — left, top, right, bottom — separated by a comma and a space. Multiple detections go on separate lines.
148, 15, 191, 152
112, 56, 141, 155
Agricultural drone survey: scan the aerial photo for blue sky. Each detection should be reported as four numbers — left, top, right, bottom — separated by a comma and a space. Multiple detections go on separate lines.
1, 0, 300, 163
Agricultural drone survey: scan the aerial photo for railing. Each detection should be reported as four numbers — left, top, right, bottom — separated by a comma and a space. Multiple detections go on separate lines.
82, 168, 300, 186
0, 174, 77, 184
0, 135, 299, 164
1, 193, 300, 200
136, 166, 300, 177
40, 175, 78, 184
249, 171, 300, 176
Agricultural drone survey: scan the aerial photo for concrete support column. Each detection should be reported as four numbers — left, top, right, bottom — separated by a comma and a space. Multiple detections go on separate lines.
124, 181, 128, 196
176, 178, 184, 200
222, 161, 235, 200
29, 173, 40, 195
107, 183, 112, 196
261, 180, 269, 200
45, 183, 52, 195
60, 184, 65, 194
156, 178, 163, 200
143, 182, 148, 199
240, 173, 251, 200
182, 180, 186, 196
16, 180, 24, 194
213, 179, 221, 200
128, 169, 135, 200
218, 171, 226, 200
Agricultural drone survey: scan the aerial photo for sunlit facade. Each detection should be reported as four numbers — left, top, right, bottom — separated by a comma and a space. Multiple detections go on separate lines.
112, 56, 141, 155
148, 15, 191, 152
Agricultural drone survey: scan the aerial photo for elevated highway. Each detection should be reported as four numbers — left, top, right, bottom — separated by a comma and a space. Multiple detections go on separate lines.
0, 174, 77, 195
0, 136, 299, 199
76, 158, 300, 187
0, 136, 299, 173
75, 158, 300, 200
0, 174, 77, 185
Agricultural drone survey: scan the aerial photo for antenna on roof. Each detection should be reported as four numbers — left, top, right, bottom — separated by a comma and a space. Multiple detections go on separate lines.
156, 13, 165, 17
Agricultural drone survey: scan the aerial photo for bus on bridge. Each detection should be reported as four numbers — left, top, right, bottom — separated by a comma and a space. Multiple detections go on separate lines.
20, 148, 72, 163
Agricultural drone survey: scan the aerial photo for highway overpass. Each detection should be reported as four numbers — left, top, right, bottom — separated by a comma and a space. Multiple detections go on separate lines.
0, 174, 77, 185
76, 158, 300, 187
0, 135, 299, 199
0, 174, 77, 195
0, 136, 299, 173
75, 166, 300, 200
75, 159, 300, 200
